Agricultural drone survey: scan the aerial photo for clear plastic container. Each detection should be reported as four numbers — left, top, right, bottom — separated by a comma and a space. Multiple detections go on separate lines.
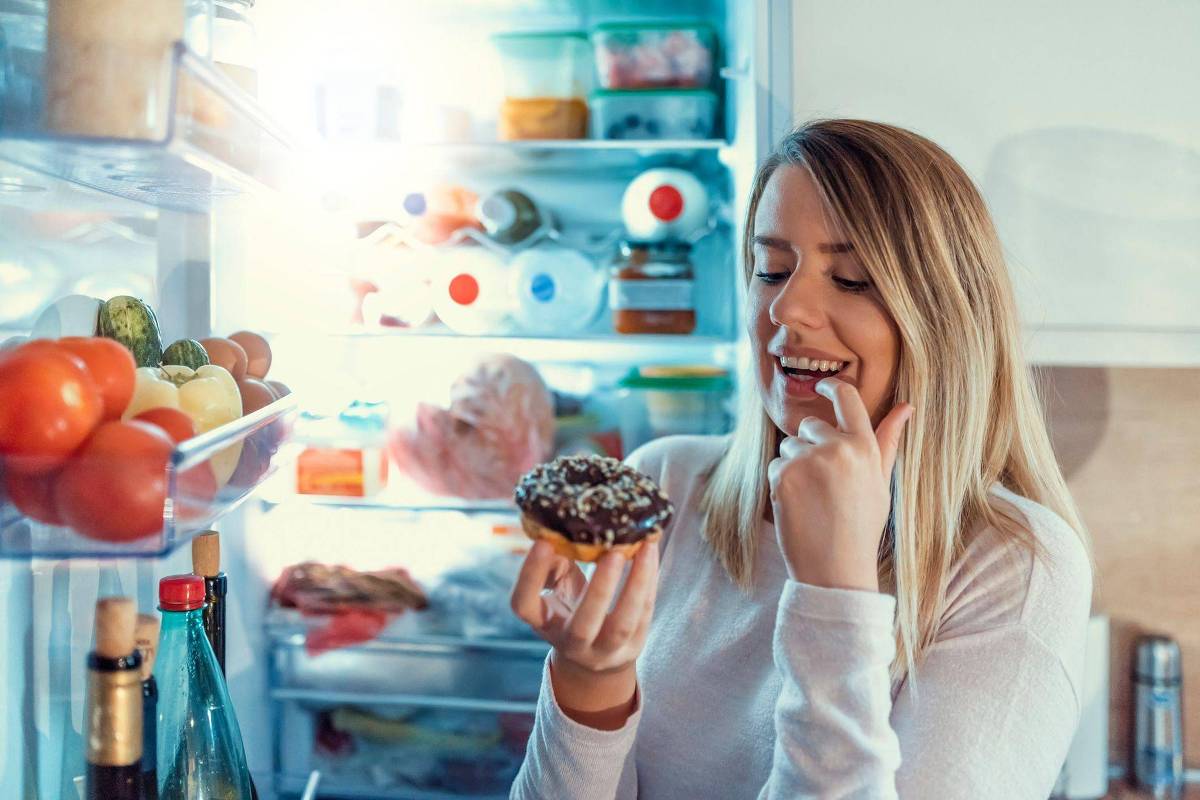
590, 88, 716, 140
616, 366, 732, 454
492, 31, 590, 100
42, 0, 185, 139
493, 31, 590, 140
591, 21, 716, 90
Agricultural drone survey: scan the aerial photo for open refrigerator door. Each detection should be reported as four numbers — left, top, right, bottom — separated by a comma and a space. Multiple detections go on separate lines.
0, 0, 792, 796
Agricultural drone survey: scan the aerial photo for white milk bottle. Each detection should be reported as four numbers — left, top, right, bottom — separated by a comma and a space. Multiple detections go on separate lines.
509, 244, 604, 335
621, 167, 710, 242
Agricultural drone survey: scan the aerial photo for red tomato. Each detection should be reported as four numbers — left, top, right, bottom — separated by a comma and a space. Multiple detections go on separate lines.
176, 460, 219, 524
55, 420, 175, 542
133, 407, 197, 444
0, 342, 103, 474
57, 337, 136, 420
3, 468, 64, 525
130, 407, 217, 519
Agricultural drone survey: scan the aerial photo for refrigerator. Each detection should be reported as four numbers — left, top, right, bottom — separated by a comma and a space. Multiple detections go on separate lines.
0, 0, 795, 797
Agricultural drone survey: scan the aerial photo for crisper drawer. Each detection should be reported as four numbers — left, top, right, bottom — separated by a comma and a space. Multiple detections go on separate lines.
274, 699, 531, 799
270, 635, 549, 707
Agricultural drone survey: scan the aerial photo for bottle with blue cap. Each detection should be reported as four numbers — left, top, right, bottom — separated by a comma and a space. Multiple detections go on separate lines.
509, 243, 604, 335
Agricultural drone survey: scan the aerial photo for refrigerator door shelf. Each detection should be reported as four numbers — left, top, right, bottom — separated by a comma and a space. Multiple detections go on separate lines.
0, 42, 295, 213
0, 392, 299, 559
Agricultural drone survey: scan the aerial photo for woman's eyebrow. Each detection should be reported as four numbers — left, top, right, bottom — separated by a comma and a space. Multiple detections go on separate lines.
752, 235, 854, 254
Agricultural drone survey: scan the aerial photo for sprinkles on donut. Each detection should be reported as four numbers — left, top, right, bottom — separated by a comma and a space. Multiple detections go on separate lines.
514, 454, 673, 562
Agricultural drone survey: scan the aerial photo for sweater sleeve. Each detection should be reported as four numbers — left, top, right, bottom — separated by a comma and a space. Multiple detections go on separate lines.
509, 655, 640, 799
759, 579, 1085, 800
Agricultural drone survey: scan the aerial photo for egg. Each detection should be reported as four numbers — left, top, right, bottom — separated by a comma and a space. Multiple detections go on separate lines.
237, 377, 276, 414
228, 330, 271, 379
199, 337, 248, 381
266, 380, 291, 398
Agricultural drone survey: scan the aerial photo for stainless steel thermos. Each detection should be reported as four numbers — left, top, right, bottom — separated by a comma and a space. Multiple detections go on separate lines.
1134, 635, 1184, 797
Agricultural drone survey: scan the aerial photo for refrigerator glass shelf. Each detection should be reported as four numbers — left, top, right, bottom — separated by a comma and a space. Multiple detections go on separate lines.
0, 42, 293, 213
0, 393, 299, 559
267, 609, 549, 656
327, 330, 741, 366
325, 138, 728, 175
274, 773, 510, 800
271, 687, 537, 715
260, 468, 519, 515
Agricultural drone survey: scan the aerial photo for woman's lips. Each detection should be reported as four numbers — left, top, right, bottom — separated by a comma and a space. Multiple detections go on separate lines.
775, 359, 852, 400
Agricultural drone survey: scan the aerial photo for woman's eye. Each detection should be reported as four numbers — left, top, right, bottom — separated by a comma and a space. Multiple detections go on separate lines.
834, 276, 871, 293
754, 271, 789, 285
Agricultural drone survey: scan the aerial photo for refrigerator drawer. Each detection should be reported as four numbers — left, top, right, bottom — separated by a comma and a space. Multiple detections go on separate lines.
275, 699, 530, 799
270, 638, 547, 705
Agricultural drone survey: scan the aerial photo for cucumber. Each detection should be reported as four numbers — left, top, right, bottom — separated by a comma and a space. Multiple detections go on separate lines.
162, 338, 210, 370
98, 296, 163, 367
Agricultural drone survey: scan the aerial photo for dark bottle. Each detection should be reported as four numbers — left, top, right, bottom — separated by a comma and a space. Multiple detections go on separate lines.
134, 613, 160, 800
477, 188, 544, 245
192, 531, 226, 674
191, 531, 261, 800
85, 597, 143, 800
155, 574, 253, 799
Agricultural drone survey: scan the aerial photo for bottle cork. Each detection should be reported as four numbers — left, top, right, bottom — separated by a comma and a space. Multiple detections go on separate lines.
192, 531, 221, 578
133, 613, 160, 682
94, 597, 136, 659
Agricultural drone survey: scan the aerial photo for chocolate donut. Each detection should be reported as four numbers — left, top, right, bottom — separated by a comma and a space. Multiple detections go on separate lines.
514, 454, 673, 562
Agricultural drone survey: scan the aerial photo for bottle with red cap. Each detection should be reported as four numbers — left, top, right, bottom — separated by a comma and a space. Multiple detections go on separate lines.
621, 167, 710, 242
153, 574, 253, 799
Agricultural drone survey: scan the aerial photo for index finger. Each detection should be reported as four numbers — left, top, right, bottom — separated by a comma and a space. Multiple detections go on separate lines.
511, 540, 569, 628
815, 377, 872, 437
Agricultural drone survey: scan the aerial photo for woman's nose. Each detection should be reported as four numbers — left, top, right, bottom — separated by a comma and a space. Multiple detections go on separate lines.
769, 275, 827, 330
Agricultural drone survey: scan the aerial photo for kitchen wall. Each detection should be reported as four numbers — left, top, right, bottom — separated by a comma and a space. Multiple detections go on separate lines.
1041, 366, 1200, 767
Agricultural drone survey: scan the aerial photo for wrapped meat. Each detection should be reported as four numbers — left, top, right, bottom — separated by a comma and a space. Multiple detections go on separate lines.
388, 354, 555, 499
271, 561, 427, 654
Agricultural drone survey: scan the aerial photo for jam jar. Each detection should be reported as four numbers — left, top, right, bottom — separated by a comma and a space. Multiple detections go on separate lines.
609, 240, 696, 335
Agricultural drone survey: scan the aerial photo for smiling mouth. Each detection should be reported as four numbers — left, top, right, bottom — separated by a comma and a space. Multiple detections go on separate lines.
777, 355, 850, 380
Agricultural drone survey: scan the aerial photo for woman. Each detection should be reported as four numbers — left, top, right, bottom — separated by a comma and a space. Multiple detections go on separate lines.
509, 119, 1093, 799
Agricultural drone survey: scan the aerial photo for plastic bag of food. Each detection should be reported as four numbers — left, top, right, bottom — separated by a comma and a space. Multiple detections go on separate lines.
388, 354, 554, 499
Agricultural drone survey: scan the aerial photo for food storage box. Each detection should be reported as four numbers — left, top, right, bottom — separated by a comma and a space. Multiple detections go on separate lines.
493, 31, 591, 140
492, 31, 591, 99
591, 21, 716, 89
616, 366, 732, 454
590, 88, 717, 140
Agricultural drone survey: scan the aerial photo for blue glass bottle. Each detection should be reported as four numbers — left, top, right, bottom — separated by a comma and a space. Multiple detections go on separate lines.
154, 574, 253, 800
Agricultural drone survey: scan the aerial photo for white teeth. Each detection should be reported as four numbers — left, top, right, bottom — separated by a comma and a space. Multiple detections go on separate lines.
779, 356, 844, 373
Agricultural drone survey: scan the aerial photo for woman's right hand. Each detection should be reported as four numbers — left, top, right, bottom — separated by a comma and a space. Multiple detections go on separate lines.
510, 539, 659, 729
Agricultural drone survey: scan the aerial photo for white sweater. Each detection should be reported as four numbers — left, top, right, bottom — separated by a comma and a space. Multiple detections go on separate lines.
510, 435, 1093, 800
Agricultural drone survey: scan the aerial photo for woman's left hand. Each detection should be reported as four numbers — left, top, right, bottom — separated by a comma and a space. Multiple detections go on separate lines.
768, 378, 913, 592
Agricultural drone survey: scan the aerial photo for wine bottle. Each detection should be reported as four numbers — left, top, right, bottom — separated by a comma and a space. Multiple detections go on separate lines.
191, 531, 261, 800
134, 613, 160, 800
155, 574, 253, 799
192, 531, 226, 674
85, 597, 143, 800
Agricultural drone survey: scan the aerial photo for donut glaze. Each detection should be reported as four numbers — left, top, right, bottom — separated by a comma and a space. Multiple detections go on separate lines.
514, 455, 674, 546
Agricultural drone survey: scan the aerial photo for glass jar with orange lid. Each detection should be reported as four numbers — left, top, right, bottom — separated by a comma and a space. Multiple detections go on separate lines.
609, 240, 697, 335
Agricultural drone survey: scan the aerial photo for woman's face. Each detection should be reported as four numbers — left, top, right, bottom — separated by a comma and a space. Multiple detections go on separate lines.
748, 165, 901, 437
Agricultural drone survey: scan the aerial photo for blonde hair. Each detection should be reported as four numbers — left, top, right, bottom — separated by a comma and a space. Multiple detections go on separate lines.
699, 119, 1090, 683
